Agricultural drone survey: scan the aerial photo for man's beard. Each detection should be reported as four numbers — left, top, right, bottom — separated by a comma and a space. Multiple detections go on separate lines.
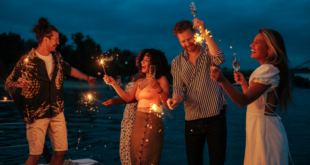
185, 43, 198, 52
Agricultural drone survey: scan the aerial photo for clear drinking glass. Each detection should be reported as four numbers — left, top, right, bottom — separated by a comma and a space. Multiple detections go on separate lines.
232, 53, 240, 85
114, 75, 121, 98
149, 65, 156, 79
232, 53, 240, 71
148, 65, 156, 92
189, 2, 197, 18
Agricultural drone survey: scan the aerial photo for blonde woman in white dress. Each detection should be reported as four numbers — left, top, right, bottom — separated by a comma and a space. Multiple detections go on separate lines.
210, 28, 294, 165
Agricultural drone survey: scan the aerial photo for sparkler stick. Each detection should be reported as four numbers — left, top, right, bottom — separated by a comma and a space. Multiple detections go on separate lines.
100, 59, 107, 75
24, 57, 29, 80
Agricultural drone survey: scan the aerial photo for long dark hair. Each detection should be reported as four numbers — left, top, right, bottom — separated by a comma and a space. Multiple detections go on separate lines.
259, 28, 294, 112
138, 49, 169, 79
31, 17, 58, 43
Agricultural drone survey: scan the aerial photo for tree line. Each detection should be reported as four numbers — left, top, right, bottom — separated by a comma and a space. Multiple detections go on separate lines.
0, 32, 141, 81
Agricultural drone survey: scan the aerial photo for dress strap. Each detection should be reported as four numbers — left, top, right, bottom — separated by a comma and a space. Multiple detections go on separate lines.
265, 90, 294, 165
264, 89, 280, 117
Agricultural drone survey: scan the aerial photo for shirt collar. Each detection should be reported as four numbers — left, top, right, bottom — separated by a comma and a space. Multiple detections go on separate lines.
182, 46, 204, 60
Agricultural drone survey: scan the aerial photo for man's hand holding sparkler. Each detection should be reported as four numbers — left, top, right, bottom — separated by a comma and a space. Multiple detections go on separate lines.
167, 94, 183, 110
193, 18, 206, 33
5, 77, 31, 94
16, 77, 31, 88
193, 18, 220, 56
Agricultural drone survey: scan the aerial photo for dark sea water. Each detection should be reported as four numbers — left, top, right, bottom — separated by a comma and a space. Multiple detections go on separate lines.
0, 81, 309, 165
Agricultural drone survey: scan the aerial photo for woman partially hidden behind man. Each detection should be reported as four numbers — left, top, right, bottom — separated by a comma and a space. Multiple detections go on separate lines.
103, 49, 170, 165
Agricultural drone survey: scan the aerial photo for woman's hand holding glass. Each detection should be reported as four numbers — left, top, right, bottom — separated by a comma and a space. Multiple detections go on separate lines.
210, 66, 225, 83
233, 71, 247, 86
148, 76, 161, 92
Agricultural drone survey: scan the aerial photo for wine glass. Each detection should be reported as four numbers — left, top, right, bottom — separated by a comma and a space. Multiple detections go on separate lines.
190, 2, 197, 18
149, 65, 156, 79
148, 65, 156, 92
114, 75, 121, 98
232, 53, 240, 85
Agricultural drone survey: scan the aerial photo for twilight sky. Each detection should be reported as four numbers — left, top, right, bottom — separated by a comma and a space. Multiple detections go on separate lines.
0, 0, 309, 70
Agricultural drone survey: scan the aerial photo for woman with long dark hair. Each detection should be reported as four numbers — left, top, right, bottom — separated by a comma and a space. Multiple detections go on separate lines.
210, 28, 294, 165
104, 49, 170, 165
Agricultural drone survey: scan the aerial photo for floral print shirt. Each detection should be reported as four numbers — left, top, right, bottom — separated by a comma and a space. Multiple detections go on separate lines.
5, 48, 71, 124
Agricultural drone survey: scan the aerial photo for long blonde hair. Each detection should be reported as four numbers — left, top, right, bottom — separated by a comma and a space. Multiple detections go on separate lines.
259, 28, 294, 112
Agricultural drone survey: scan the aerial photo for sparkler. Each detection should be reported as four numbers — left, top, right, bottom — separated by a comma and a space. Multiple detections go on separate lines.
0, 96, 13, 102
194, 32, 204, 45
87, 93, 101, 103
24, 56, 29, 80
97, 55, 113, 75
97, 55, 114, 90
149, 103, 164, 118
100, 59, 107, 75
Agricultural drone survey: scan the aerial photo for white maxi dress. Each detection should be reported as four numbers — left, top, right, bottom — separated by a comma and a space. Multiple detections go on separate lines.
244, 64, 291, 165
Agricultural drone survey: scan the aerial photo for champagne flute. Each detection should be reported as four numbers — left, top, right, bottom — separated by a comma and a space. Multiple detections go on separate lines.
114, 75, 121, 98
149, 65, 156, 79
190, 2, 197, 18
232, 53, 240, 85
148, 65, 156, 92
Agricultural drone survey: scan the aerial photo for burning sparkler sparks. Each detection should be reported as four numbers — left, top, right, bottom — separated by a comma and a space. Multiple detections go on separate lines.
24, 56, 29, 80
100, 59, 107, 75
0, 96, 13, 102
97, 55, 114, 75
86, 93, 101, 103
78, 92, 102, 111
194, 33, 204, 44
149, 103, 165, 118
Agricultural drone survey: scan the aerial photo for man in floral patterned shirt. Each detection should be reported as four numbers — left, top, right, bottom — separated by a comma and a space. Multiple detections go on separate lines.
5, 18, 97, 165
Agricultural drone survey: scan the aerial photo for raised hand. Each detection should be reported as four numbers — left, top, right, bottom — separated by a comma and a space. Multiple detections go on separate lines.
103, 75, 116, 86
192, 18, 206, 32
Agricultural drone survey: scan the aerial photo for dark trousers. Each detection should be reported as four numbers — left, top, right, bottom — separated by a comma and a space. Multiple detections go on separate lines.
185, 110, 227, 165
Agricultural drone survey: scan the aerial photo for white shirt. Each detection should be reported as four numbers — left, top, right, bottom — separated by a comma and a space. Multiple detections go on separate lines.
36, 51, 54, 80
